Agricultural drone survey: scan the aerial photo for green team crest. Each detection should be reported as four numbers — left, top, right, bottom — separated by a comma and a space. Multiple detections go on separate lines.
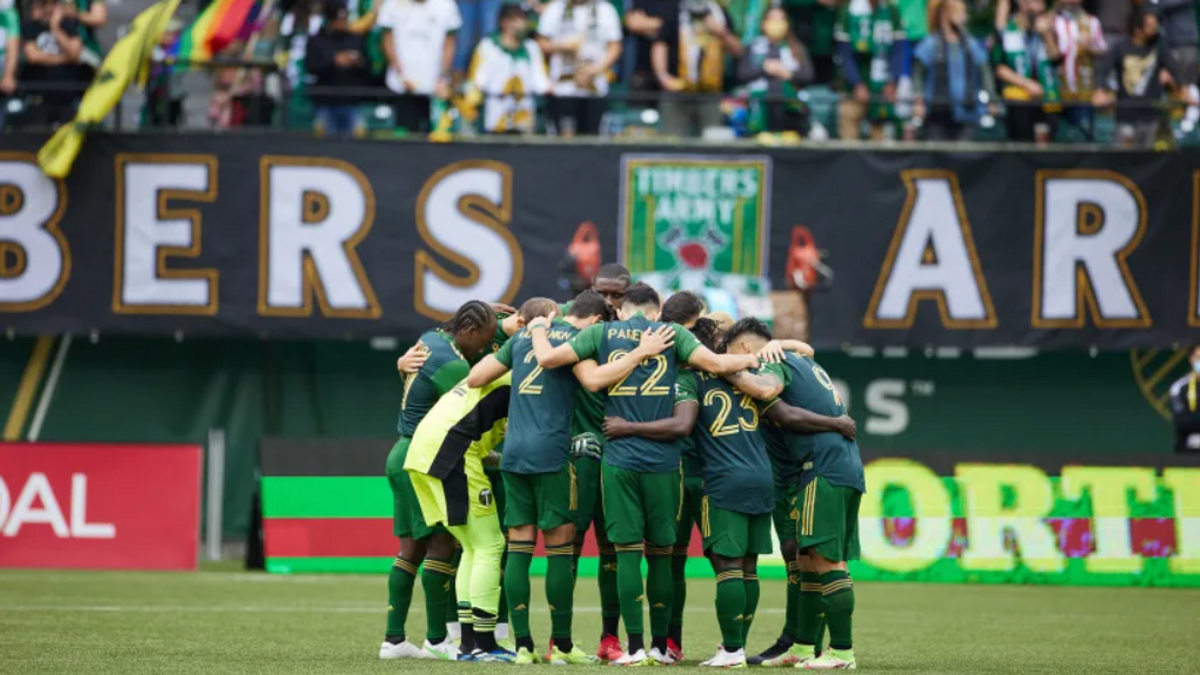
620, 155, 772, 282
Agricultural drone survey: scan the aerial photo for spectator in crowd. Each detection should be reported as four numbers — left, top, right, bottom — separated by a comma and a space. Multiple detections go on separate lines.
1053, 0, 1106, 137
626, 0, 678, 91
834, 0, 909, 140
0, 0, 19, 127
468, 4, 550, 133
783, 0, 837, 84
1095, 0, 1135, 48
456, 0, 503, 78
69, 0, 106, 74
738, 6, 813, 133
306, 0, 373, 137
22, 0, 85, 127
1151, 0, 1198, 88
537, 0, 622, 135
1170, 344, 1200, 453
652, 0, 743, 136
992, 0, 1060, 142
279, 0, 324, 129
143, 18, 186, 128
378, 0, 462, 132
1095, 7, 1182, 147
913, 0, 996, 140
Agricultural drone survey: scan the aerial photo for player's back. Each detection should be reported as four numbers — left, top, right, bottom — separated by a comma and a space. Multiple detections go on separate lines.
776, 352, 864, 492
502, 320, 579, 473
398, 329, 468, 437
694, 372, 772, 513
406, 374, 512, 477
600, 314, 681, 472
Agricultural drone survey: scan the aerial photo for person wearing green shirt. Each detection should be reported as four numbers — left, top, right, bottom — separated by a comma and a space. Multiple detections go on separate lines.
381, 300, 497, 662
527, 282, 758, 666
0, 1, 19, 124
70, 0, 105, 70
991, 0, 1061, 141
834, 0, 909, 139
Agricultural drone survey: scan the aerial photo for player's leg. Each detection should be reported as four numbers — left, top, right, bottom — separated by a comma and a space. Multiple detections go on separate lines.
501, 471, 540, 662
741, 512, 772, 645
454, 533, 477, 655
755, 485, 804, 666
642, 468, 683, 664
421, 531, 458, 657
381, 438, 429, 660
449, 509, 512, 662
537, 469, 588, 663
668, 476, 700, 661
800, 479, 859, 671
592, 503, 624, 660
488, 469, 511, 643
446, 544, 463, 643
602, 461, 651, 664
698, 498, 751, 667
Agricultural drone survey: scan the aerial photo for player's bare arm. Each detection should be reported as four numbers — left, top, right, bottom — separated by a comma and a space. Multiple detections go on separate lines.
757, 339, 815, 364
725, 370, 785, 400
765, 399, 857, 440
466, 354, 510, 388
499, 312, 522, 338
571, 326, 676, 392
603, 399, 699, 441
529, 313, 581, 368
396, 343, 429, 375
688, 346, 761, 375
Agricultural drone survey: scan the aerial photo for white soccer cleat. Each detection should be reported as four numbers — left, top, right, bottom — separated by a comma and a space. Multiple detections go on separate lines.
765, 644, 816, 667
612, 648, 650, 666
700, 646, 747, 668
648, 647, 677, 666
801, 649, 855, 670
424, 638, 461, 661
379, 640, 429, 660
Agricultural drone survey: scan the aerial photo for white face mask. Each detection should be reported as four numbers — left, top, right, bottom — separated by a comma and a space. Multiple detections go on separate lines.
1193, 360, 1200, 375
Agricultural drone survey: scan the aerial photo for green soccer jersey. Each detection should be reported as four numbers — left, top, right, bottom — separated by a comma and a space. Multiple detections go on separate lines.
834, 0, 905, 92
693, 373, 773, 514
572, 385, 607, 446
760, 419, 800, 491
567, 314, 702, 473
675, 369, 704, 479
761, 352, 865, 493
397, 329, 470, 437
496, 319, 579, 474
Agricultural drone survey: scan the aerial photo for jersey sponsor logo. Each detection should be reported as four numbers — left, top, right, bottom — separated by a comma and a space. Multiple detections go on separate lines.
478, 488, 493, 507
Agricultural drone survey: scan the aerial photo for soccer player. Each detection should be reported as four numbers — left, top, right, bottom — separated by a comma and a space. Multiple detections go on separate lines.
528, 283, 759, 666
404, 374, 514, 662
725, 319, 864, 670
381, 301, 498, 661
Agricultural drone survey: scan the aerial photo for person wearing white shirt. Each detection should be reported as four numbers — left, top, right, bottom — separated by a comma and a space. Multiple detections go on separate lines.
468, 4, 551, 134
377, 0, 462, 131
536, 0, 622, 135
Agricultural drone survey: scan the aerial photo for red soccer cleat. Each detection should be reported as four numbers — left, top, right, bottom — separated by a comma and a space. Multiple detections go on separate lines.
596, 634, 625, 662
666, 638, 685, 663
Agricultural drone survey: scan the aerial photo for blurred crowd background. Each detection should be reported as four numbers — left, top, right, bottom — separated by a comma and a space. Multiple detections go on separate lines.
3, 0, 1200, 145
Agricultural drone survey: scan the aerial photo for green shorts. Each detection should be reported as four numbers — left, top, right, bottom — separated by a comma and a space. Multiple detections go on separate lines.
571, 456, 603, 533
701, 497, 773, 559
675, 476, 705, 552
797, 476, 862, 563
502, 468, 575, 531
386, 436, 439, 540
601, 461, 681, 547
773, 484, 798, 546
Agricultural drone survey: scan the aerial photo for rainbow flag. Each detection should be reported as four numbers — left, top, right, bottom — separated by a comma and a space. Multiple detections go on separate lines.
172, 0, 259, 65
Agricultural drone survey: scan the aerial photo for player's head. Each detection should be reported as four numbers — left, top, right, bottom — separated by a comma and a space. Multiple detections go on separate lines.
660, 291, 706, 328
618, 282, 661, 321
593, 263, 632, 310
567, 290, 611, 327
443, 300, 497, 359
722, 317, 773, 355
517, 297, 558, 326
690, 317, 721, 352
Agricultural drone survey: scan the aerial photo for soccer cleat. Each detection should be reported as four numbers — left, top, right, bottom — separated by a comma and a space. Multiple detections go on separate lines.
748, 637, 792, 666
611, 649, 652, 666
499, 638, 518, 653
458, 651, 478, 662
379, 640, 429, 660
648, 647, 676, 666
765, 644, 815, 667
515, 647, 543, 665
597, 634, 626, 662
800, 648, 854, 670
476, 647, 518, 663
700, 646, 747, 668
666, 638, 685, 663
551, 645, 601, 665
424, 638, 461, 661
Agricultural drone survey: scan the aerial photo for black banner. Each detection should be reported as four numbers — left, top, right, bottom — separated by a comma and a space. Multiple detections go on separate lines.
0, 134, 1197, 348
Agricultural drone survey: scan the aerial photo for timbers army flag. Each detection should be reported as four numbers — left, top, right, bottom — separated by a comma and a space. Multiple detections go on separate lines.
38, 0, 182, 178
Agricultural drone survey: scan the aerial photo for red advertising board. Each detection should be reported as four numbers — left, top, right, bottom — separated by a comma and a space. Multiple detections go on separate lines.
0, 443, 202, 571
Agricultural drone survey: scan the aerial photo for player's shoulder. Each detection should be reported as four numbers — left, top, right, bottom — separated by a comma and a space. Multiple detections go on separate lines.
421, 329, 462, 366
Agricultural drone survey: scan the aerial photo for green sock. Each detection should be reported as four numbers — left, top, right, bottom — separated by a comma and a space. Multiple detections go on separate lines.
784, 561, 800, 641
505, 540, 535, 640
819, 571, 854, 651
714, 568, 746, 650
743, 573, 760, 642
387, 556, 419, 640
645, 547, 674, 641
446, 551, 461, 627
422, 557, 453, 643
669, 554, 687, 640
797, 572, 823, 646
598, 547, 621, 636
615, 545, 645, 637
546, 544, 576, 641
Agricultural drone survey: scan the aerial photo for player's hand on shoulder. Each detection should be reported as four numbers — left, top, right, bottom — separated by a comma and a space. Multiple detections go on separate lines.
603, 416, 632, 440
397, 343, 429, 374
758, 340, 786, 364
638, 325, 676, 355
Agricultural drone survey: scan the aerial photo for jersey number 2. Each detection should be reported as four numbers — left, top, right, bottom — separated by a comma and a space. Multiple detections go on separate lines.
607, 350, 670, 396
519, 351, 544, 395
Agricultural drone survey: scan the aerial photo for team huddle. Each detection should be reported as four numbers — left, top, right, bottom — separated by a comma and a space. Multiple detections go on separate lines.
380, 265, 866, 669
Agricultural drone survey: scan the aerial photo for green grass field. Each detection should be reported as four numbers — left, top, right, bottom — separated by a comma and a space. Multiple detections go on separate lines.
1, 564, 1196, 674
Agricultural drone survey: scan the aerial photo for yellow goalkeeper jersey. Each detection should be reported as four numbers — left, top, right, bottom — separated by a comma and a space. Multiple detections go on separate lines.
404, 374, 511, 526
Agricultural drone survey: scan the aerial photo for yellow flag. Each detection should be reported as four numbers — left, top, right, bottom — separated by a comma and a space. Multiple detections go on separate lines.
38, 0, 182, 178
